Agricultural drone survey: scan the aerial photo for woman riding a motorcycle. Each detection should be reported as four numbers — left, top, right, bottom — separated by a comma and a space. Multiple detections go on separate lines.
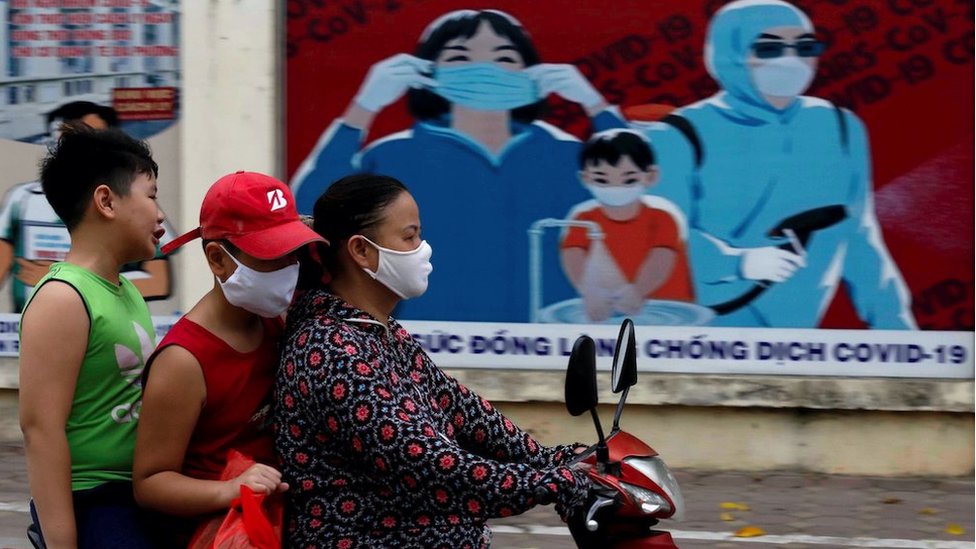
273, 174, 590, 548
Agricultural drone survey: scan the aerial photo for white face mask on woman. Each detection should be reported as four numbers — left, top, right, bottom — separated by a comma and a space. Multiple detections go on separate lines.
433, 63, 539, 111
219, 246, 300, 318
358, 236, 433, 299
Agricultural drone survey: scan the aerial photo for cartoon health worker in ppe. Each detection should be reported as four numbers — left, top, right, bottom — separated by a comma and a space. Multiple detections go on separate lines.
645, 0, 915, 329
291, 9, 626, 322
559, 129, 696, 324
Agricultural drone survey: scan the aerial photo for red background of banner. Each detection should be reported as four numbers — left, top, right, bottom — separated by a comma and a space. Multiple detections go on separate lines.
285, 0, 975, 330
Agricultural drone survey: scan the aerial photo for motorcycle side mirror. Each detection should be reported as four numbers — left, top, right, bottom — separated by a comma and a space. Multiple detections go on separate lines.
611, 319, 638, 393
565, 335, 608, 464
565, 336, 598, 416
610, 319, 638, 434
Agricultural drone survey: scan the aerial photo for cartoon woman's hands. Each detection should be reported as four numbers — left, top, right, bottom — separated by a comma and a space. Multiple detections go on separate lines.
353, 54, 437, 113
223, 463, 289, 505
525, 64, 608, 116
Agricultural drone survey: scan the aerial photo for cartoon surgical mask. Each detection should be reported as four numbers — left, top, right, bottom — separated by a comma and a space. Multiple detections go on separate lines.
433, 63, 538, 111
219, 247, 300, 318
585, 184, 647, 207
359, 236, 433, 299
751, 56, 814, 99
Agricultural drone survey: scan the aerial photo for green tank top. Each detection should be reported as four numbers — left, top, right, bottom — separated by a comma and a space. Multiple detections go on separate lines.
24, 262, 156, 491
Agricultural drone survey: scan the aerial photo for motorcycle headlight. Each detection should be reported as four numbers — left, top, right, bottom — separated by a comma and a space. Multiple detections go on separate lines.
622, 456, 685, 521
617, 480, 672, 517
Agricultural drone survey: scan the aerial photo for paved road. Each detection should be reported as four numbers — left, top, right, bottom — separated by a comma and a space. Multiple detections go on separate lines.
0, 444, 971, 548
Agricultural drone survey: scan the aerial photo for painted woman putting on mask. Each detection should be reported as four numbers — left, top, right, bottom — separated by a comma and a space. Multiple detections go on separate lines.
274, 174, 590, 549
291, 9, 628, 324
132, 172, 325, 546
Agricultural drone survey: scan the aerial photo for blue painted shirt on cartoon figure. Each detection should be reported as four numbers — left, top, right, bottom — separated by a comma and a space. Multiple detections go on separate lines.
644, 0, 915, 329
291, 9, 624, 322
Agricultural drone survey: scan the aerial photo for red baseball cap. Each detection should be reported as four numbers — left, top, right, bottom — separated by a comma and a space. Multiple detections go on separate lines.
162, 171, 326, 259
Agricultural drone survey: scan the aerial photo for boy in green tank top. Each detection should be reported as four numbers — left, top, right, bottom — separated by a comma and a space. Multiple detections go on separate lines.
19, 123, 166, 548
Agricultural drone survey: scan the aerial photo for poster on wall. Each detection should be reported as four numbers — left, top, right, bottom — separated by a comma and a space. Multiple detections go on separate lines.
285, 0, 974, 376
0, 0, 182, 316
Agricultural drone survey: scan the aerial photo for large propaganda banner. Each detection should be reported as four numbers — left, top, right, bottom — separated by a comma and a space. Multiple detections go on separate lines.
285, 0, 974, 376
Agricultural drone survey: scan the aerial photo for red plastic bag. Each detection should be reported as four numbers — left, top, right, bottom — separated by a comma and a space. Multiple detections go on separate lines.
186, 450, 283, 549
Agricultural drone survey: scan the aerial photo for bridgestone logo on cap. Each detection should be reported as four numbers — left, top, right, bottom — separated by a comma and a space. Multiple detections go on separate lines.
268, 189, 287, 212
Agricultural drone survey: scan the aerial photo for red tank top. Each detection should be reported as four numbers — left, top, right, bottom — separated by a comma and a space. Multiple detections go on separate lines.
147, 317, 281, 480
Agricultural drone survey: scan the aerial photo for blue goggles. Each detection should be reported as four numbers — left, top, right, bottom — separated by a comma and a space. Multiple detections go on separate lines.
752, 39, 826, 59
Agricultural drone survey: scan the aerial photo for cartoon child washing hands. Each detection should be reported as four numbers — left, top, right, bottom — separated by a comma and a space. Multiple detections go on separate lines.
561, 130, 694, 322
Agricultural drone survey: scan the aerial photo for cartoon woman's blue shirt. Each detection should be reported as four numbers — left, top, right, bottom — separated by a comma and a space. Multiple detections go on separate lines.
292, 110, 626, 321
643, 0, 914, 329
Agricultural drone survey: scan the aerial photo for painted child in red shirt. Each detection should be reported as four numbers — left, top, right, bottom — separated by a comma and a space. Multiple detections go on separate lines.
561, 129, 694, 322
132, 172, 325, 543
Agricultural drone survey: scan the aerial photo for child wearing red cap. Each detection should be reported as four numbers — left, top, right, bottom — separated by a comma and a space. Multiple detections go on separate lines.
132, 171, 325, 544
19, 124, 166, 548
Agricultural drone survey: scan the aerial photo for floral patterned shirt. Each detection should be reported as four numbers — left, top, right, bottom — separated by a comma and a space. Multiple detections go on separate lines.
274, 289, 589, 548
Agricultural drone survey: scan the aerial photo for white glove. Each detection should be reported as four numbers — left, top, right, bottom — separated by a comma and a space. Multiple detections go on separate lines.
740, 246, 806, 283
524, 64, 605, 110
353, 54, 436, 113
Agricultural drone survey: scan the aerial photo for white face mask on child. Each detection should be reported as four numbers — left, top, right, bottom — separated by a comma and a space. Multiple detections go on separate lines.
585, 184, 647, 207
219, 246, 300, 318
358, 236, 433, 299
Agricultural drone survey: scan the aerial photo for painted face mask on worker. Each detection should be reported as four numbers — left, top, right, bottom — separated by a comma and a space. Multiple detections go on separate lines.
751, 56, 814, 98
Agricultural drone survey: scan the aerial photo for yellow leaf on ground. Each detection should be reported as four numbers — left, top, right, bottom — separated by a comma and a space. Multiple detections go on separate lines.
720, 502, 751, 511
946, 524, 964, 535
734, 525, 766, 538
919, 508, 939, 515
720, 512, 734, 521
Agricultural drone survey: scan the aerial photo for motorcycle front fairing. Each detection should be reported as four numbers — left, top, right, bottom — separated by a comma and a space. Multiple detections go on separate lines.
576, 431, 683, 521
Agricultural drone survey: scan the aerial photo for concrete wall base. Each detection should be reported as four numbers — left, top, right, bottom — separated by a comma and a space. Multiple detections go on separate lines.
495, 401, 975, 477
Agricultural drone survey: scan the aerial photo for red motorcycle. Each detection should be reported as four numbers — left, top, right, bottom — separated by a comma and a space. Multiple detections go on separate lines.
564, 319, 684, 548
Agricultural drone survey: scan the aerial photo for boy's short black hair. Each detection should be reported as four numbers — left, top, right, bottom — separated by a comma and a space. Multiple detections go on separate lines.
580, 130, 656, 171
39, 122, 158, 231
